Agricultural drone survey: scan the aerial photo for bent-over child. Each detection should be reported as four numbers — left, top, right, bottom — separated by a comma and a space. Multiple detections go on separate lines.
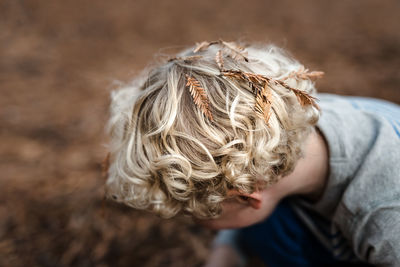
104, 40, 400, 267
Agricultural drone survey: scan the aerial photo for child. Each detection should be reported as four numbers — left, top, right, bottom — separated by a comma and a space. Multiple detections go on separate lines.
104, 40, 400, 266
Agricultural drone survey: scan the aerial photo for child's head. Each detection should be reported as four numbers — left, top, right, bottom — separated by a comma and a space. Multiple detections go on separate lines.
105, 41, 321, 220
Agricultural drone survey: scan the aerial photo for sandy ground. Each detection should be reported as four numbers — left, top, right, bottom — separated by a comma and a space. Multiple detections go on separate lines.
1, 0, 399, 266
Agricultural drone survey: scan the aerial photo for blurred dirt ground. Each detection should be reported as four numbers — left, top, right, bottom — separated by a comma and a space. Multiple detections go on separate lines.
0, 0, 399, 266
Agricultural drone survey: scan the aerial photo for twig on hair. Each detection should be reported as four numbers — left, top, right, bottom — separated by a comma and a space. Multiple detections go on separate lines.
223, 70, 270, 90
301, 71, 324, 80
168, 55, 203, 63
242, 72, 271, 86
193, 41, 219, 53
101, 152, 110, 178
272, 79, 320, 110
222, 69, 319, 112
222, 70, 272, 123
220, 40, 249, 62
284, 67, 324, 81
185, 74, 214, 120
254, 83, 273, 124
291, 88, 320, 110
220, 70, 244, 80
194, 40, 249, 63
215, 50, 224, 70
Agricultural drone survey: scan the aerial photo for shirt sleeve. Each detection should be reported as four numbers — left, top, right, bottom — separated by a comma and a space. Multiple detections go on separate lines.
350, 204, 400, 266
212, 229, 247, 266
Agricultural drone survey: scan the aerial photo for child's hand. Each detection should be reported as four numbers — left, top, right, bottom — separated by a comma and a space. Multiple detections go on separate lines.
204, 244, 245, 267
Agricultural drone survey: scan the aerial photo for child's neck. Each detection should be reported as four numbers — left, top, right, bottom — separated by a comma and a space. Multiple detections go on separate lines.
273, 127, 330, 203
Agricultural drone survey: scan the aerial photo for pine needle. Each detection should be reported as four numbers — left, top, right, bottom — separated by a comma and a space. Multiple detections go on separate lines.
193, 41, 219, 53
242, 72, 270, 85
301, 71, 324, 80
221, 70, 244, 80
272, 79, 319, 110
190, 40, 321, 120
284, 67, 324, 81
220, 40, 249, 62
215, 50, 224, 70
193, 40, 248, 62
291, 88, 320, 110
255, 83, 273, 124
222, 70, 272, 123
185, 74, 214, 120
101, 152, 110, 178
168, 55, 203, 62
222, 69, 319, 111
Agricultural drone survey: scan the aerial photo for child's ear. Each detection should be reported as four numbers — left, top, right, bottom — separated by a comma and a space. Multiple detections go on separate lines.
229, 190, 262, 210
245, 191, 262, 210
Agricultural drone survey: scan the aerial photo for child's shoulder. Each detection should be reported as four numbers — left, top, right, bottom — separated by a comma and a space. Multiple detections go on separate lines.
316, 93, 400, 149
316, 92, 400, 209
314, 92, 400, 214
318, 93, 400, 116
294, 93, 400, 264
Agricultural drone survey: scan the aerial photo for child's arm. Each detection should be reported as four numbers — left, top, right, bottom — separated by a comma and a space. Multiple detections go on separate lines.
204, 245, 245, 267
204, 230, 246, 267
350, 207, 400, 266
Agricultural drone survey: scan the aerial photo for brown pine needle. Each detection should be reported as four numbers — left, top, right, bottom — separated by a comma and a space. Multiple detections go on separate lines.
222, 70, 270, 90
274, 79, 296, 91
302, 71, 324, 80
291, 88, 320, 110
101, 152, 111, 178
255, 83, 273, 124
222, 69, 319, 111
193, 40, 249, 62
272, 79, 319, 110
220, 40, 249, 62
193, 41, 219, 53
223, 70, 273, 123
185, 74, 214, 120
221, 70, 244, 80
221, 70, 250, 90
284, 68, 325, 81
193, 41, 211, 53
215, 50, 224, 70
242, 72, 270, 85
168, 55, 203, 62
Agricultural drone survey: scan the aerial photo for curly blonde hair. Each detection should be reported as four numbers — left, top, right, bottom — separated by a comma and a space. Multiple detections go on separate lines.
105, 42, 321, 218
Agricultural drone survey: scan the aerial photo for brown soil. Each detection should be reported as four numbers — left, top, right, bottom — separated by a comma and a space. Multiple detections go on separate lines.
1, 0, 399, 266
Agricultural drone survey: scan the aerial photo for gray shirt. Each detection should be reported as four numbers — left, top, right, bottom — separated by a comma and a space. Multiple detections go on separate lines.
213, 93, 400, 266
291, 93, 400, 266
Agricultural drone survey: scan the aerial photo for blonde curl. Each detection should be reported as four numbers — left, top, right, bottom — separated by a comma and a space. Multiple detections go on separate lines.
105, 43, 320, 218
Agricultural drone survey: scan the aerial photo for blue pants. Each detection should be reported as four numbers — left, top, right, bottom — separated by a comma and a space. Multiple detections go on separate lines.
215, 200, 372, 267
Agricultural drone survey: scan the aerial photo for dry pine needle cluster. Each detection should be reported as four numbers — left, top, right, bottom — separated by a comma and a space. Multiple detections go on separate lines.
178, 40, 323, 124
185, 74, 214, 121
